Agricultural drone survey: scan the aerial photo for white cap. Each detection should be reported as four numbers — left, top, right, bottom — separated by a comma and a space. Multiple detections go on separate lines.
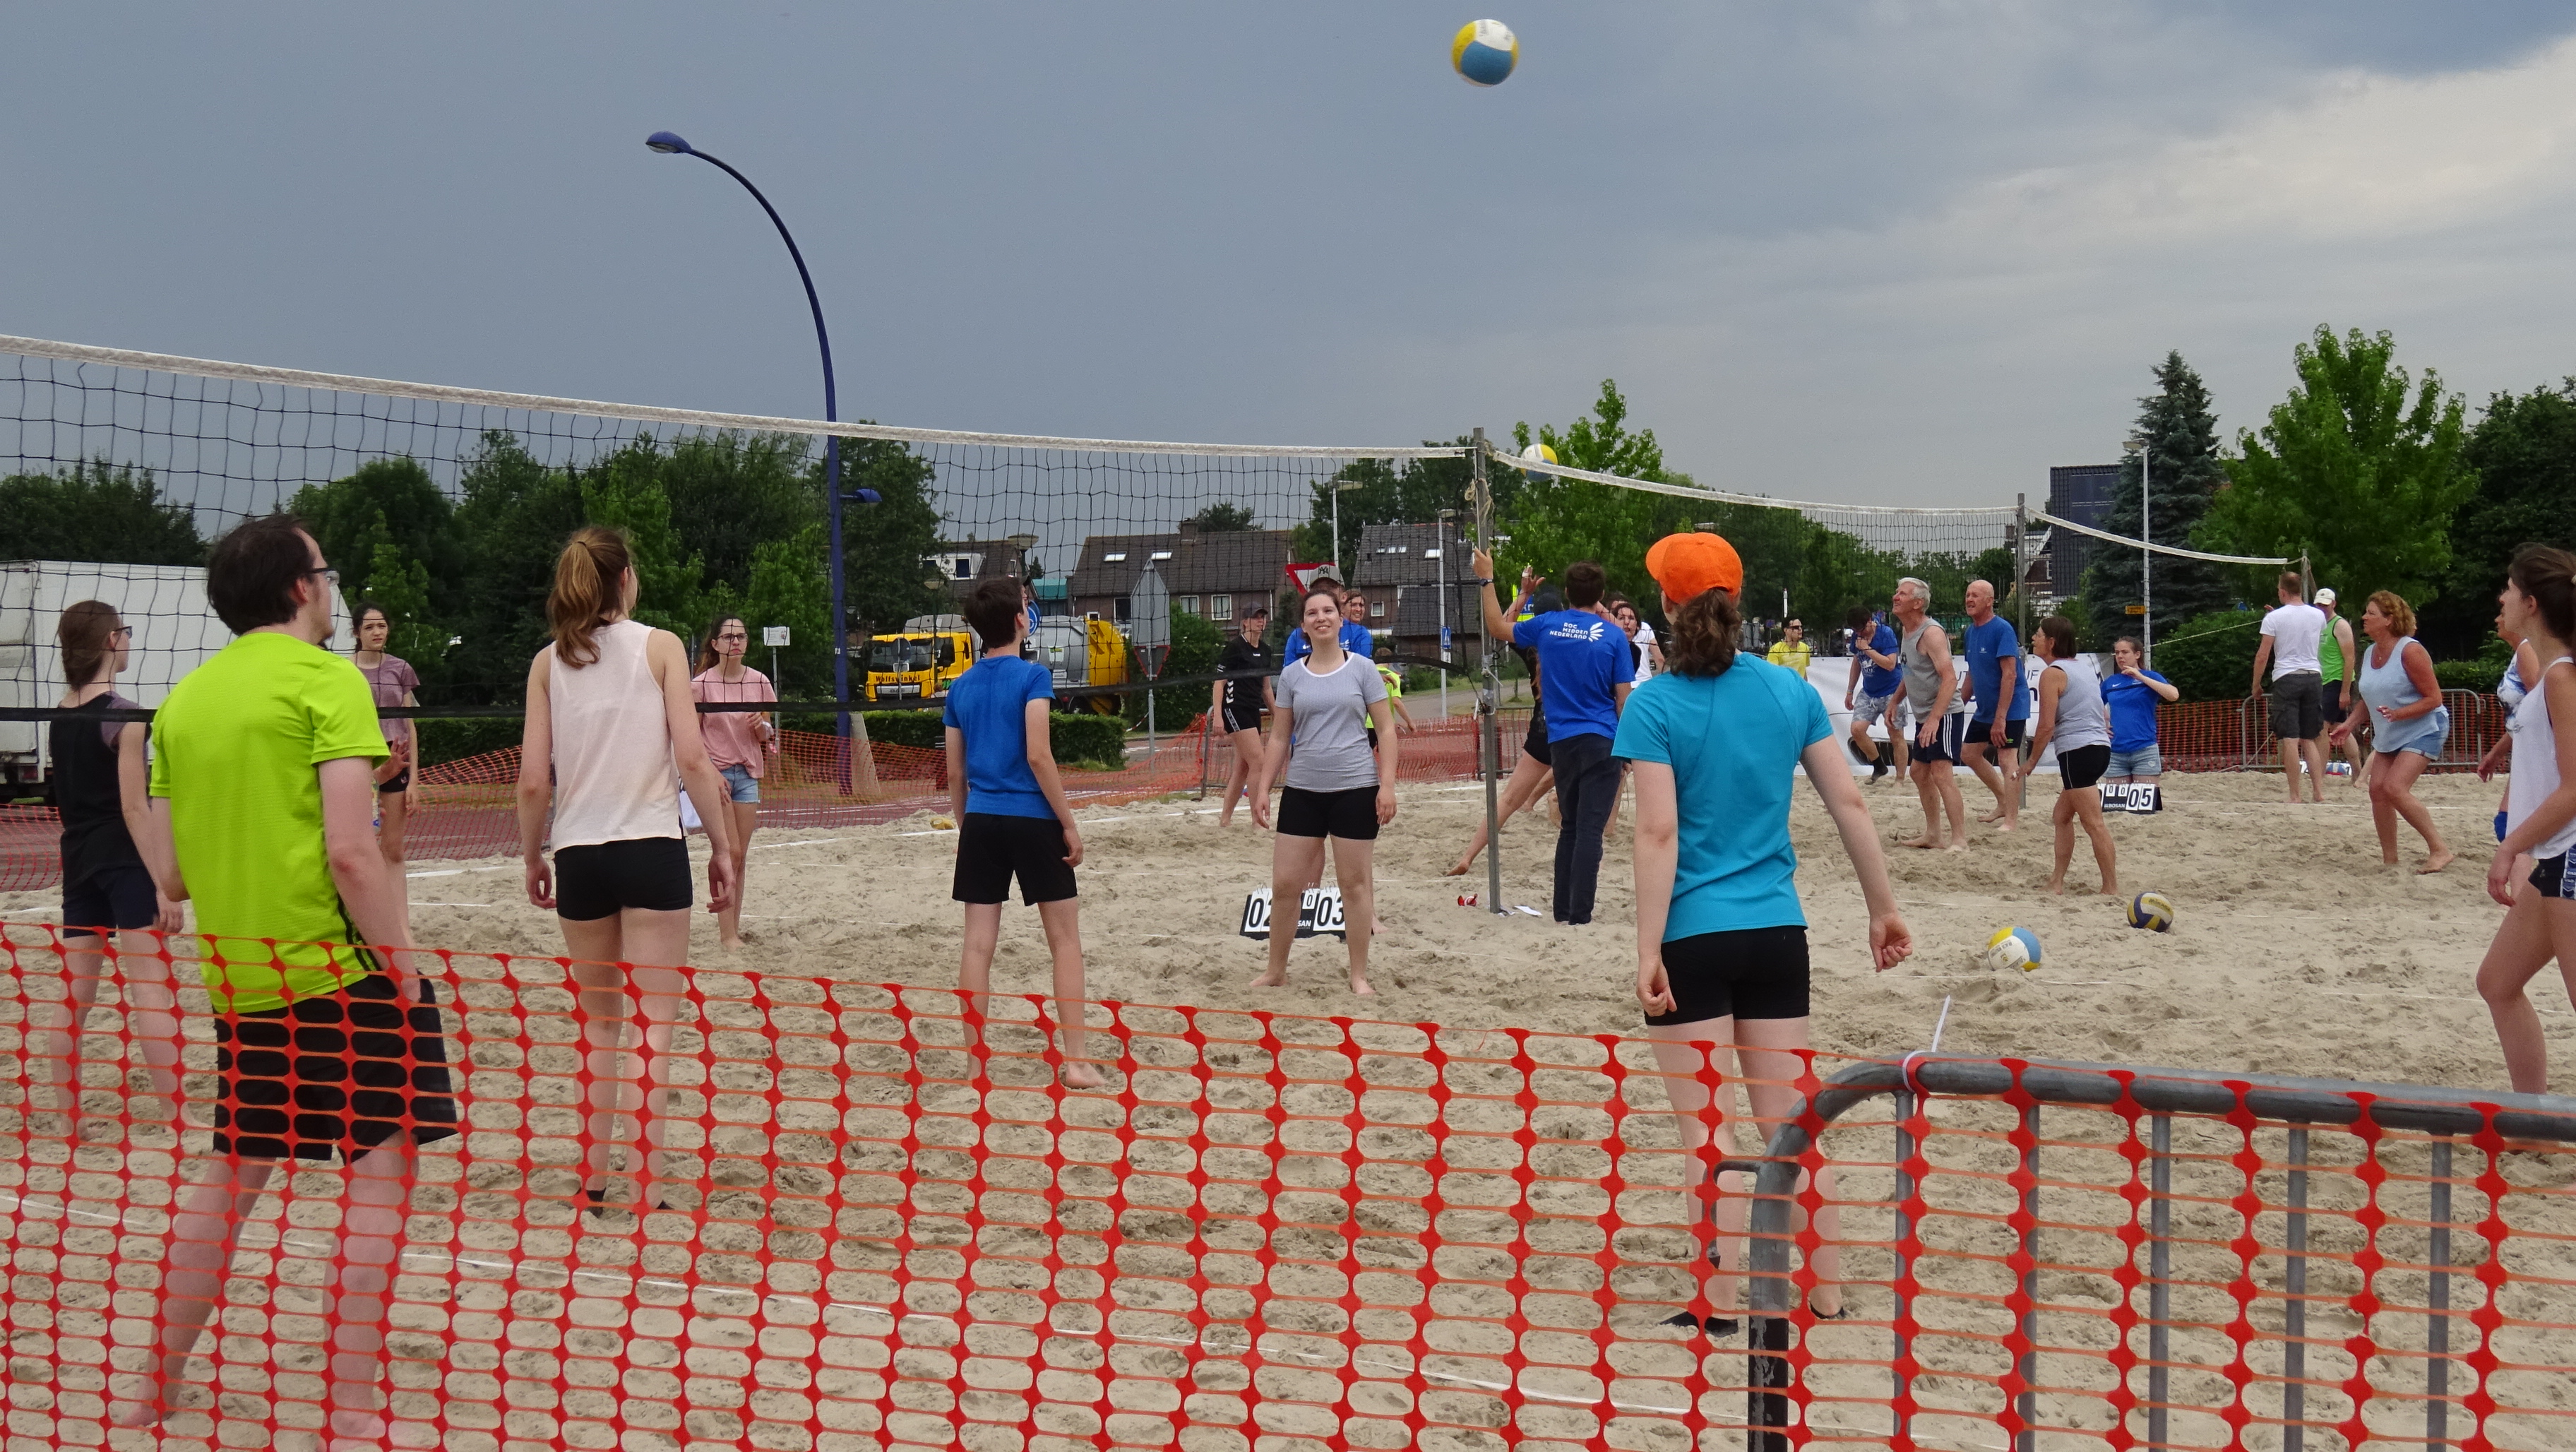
2315, 586, 2337, 605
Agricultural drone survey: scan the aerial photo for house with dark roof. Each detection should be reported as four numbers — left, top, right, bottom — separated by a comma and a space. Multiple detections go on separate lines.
1066, 523, 1294, 629
1349, 521, 1481, 665
925, 539, 1031, 605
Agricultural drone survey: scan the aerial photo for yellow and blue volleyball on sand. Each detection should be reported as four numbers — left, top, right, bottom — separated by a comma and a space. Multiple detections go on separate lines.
1453, 20, 1518, 86
1985, 924, 2042, 973
2127, 892, 2176, 932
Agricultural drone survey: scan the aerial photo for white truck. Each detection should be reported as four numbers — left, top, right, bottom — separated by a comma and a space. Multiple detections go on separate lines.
0, 559, 353, 797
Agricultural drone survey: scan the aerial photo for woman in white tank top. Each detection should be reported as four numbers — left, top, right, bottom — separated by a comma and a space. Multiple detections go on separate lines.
515, 526, 737, 1213
2474, 545, 2576, 1094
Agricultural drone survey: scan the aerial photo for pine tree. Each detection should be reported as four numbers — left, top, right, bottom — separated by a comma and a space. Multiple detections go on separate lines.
2082, 352, 2234, 650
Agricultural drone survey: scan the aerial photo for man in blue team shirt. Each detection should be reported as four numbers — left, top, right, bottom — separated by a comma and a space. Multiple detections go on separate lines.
1282, 583, 1375, 666
1842, 605, 1907, 781
945, 576, 1102, 1088
1957, 578, 2029, 833
1474, 550, 1633, 924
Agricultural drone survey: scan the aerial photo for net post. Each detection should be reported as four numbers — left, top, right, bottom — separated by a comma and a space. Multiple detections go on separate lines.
1473, 427, 1503, 916
2285, 1124, 2308, 1451
2428, 1137, 2452, 1451
2149, 1112, 2172, 1451
2015, 492, 2029, 811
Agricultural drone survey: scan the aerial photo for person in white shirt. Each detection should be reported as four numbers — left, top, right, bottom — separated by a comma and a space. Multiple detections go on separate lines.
1612, 598, 1662, 684
2249, 571, 2331, 804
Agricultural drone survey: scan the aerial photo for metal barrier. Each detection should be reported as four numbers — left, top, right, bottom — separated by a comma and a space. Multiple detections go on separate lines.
2159, 691, 2505, 773
1744, 1057, 2576, 1451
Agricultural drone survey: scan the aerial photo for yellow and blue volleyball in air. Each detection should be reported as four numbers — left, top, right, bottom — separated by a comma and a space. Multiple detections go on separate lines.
1985, 924, 2042, 973
1453, 20, 1518, 86
1519, 441, 1557, 479
2126, 892, 2175, 932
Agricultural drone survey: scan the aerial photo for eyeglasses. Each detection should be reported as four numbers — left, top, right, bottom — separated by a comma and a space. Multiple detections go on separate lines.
715, 632, 749, 642
304, 567, 340, 589
109, 626, 134, 640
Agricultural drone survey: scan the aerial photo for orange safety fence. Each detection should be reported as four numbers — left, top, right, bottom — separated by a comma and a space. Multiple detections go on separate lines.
0, 710, 1530, 895
5, 922, 2573, 1452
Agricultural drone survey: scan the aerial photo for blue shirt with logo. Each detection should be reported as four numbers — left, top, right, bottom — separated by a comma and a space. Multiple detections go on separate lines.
1282, 621, 1376, 666
1859, 620, 1902, 697
1612, 658, 1834, 940
1962, 616, 2030, 722
941, 655, 1056, 819
2101, 668, 2170, 753
1513, 609, 1635, 741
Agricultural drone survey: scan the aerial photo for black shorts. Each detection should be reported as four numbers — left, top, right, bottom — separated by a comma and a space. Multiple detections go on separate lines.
378, 768, 411, 795
1965, 718, 2027, 753
1645, 926, 1810, 1027
2532, 854, 2576, 902
2057, 742, 2111, 791
2270, 672, 2324, 740
1523, 711, 1554, 768
2321, 680, 2349, 725
61, 861, 155, 939
1220, 702, 1263, 735
215, 970, 459, 1162
554, 835, 693, 921
1276, 784, 1381, 841
1911, 714, 1967, 766
953, 812, 1078, 906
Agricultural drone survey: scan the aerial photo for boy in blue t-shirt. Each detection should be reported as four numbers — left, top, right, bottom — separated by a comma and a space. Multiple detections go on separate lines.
1842, 605, 1908, 780
1474, 550, 1635, 923
943, 577, 1102, 1087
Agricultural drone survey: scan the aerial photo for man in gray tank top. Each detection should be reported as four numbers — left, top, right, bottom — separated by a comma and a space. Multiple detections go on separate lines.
1892, 577, 1969, 851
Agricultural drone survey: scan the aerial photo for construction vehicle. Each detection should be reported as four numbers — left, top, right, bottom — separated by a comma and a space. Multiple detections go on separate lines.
1030, 614, 1131, 715
863, 614, 975, 703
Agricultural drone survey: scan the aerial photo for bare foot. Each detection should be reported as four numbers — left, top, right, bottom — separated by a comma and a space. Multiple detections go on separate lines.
2099, 883, 2121, 896
1897, 835, 1944, 850
1977, 808, 2007, 823
1991, 819, 2016, 833
720, 936, 746, 951
1349, 974, 1376, 996
109, 1379, 170, 1430
1440, 860, 1471, 877
1250, 969, 1287, 988
1061, 1061, 1107, 1089
1371, 917, 1388, 935
2419, 850, 2455, 875
1944, 843, 1969, 855
2043, 879, 2065, 895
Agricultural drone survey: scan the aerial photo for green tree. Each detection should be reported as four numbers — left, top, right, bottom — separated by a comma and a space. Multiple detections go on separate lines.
580, 436, 714, 639
705, 524, 832, 697
362, 536, 452, 686
653, 432, 827, 598
2078, 352, 2234, 650
451, 432, 590, 700
1186, 501, 1258, 532
2200, 325, 2474, 608
289, 458, 460, 609
2422, 379, 2576, 655
1498, 381, 1699, 607
0, 460, 205, 564
837, 435, 950, 643
1129, 607, 1224, 732
2145, 608, 2267, 702
1289, 444, 1481, 578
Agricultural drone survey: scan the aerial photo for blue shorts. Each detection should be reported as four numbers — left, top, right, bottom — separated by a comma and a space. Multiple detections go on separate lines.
2106, 744, 2162, 778
1853, 690, 1903, 728
718, 763, 761, 804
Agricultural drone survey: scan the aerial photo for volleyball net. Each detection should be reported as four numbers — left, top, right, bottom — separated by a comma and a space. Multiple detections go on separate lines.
4, 921, 2571, 1452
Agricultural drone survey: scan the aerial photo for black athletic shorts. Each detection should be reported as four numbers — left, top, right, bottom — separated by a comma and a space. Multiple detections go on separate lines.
1911, 714, 1967, 766
1645, 926, 1810, 1027
953, 811, 1078, 906
2057, 742, 2111, 791
1220, 702, 1263, 735
1277, 784, 1381, 841
378, 768, 411, 795
2270, 672, 2324, 740
554, 835, 693, 921
215, 970, 459, 1162
1522, 710, 1554, 768
2321, 680, 2349, 725
2532, 853, 2576, 903
61, 862, 156, 938
1965, 718, 2027, 752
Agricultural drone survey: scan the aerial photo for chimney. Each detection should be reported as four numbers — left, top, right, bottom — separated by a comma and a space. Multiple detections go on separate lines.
1176, 520, 1200, 544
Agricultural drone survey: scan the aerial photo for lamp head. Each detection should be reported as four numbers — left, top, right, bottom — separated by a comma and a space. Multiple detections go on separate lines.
646, 131, 693, 155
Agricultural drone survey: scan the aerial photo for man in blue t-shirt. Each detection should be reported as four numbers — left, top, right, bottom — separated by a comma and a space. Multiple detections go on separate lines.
1474, 550, 1634, 924
1957, 579, 2029, 832
943, 577, 1102, 1088
1842, 605, 1907, 781
1282, 584, 1374, 666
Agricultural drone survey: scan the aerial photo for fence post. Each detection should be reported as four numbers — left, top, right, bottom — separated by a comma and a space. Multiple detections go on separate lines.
2149, 1112, 2171, 1451
2428, 1138, 2451, 1451
2285, 1124, 2308, 1452
1894, 1087, 1917, 1448
2016, 1102, 2040, 1452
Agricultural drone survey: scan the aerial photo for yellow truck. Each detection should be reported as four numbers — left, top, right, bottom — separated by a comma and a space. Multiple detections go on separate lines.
864, 625, 973, 703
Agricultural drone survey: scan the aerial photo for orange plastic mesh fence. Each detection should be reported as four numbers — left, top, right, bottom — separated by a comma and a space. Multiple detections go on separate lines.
0, 711, 1528, 894
6, 922, 2572, 1451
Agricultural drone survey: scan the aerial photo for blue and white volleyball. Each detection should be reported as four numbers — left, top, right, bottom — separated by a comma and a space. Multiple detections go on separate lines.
2126, 892, 2176, 932
1985, 924, 2043, 973
1518, 441, 1557, 480
1453, 20, 1518, 87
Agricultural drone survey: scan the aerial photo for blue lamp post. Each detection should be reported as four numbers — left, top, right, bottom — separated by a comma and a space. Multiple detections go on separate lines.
646, 131, 876, 732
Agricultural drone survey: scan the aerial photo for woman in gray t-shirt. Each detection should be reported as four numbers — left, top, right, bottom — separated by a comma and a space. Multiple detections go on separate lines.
1251, 585, 1396, 995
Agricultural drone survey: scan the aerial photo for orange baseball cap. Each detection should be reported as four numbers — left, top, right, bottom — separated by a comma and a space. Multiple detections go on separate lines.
1645, 532, 1743, 603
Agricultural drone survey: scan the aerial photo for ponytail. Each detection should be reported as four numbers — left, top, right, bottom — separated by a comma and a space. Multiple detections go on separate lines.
1664, 588, 1741, 677
548, 525, 633, 668
57, 600, 122, 689
2510, 544, 2576, 647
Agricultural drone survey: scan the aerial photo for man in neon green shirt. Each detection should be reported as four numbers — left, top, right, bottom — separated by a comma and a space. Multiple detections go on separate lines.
124, 515, 451, 1444
1766, 618, 1812, 678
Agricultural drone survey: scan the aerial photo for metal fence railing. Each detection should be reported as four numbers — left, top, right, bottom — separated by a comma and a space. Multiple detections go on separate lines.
2159, 690, 2505, 774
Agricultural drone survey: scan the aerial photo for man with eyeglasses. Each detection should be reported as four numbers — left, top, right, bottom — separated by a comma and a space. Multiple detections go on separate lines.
123, 513, 453, 1441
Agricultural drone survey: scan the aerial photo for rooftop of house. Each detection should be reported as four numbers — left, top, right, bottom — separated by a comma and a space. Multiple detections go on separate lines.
1066, 523, 1294, 600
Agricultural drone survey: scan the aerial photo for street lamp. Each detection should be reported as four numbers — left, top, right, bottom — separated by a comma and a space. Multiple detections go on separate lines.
2125, 432, 2152, 667
646, 129, 878, 730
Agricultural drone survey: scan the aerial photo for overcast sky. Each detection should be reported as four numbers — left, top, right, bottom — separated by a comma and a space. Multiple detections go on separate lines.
9, 3, 2576, 507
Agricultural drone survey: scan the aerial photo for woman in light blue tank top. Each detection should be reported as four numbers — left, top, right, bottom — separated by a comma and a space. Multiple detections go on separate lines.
2332, 590, 2454, 872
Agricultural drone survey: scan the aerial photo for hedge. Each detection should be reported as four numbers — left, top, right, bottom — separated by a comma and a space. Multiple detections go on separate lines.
416, 716, 527, 767
418, 708, 1133, 773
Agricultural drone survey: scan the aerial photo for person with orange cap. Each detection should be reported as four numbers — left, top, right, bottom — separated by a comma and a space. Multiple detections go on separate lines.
1473, 548, 1634, 924
1614, 530, 1912, 1333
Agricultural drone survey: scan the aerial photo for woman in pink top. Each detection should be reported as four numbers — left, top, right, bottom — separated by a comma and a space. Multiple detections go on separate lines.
693, 613, 777, 950
351, 602, 423, 920
516, 528, 736, 1215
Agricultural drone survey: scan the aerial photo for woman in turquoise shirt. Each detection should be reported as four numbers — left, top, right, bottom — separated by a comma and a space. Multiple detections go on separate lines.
1615, 532, 1912, 1334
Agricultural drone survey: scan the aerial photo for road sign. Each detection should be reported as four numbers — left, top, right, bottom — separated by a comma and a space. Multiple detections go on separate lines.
763, 626, 792, 646
2124, 605, 2146, 616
